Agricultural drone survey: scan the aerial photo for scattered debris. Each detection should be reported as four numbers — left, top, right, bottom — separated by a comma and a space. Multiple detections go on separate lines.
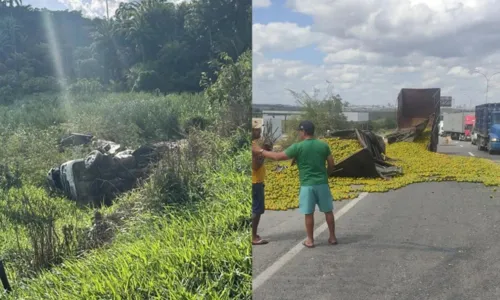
93, 139, 122, 154
59, 133, 94, 147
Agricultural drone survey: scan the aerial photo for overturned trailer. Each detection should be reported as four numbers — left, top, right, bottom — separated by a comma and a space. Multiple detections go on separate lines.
47, 140, 183, 206
325, 88, 440, 179
327, 129, 402, 179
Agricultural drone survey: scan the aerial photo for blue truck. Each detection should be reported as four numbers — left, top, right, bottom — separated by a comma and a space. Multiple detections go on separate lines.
475, 103, 500, 154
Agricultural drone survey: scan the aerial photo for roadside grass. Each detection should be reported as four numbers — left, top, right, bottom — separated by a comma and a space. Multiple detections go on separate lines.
0, 92, 251, 299
3, 150, 251, 300
0, 92, 220, 186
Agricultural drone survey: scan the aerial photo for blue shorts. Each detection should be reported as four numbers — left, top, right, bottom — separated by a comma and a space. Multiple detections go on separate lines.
299, 184, 334, 215
252, 183, 265, 217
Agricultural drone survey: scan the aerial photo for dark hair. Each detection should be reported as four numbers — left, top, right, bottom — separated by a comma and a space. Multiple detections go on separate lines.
298, 120, 315, 136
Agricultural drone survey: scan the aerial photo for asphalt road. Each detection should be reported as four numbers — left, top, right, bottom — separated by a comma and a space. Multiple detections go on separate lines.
253, 146, 500, 299
437, 137, 500, 163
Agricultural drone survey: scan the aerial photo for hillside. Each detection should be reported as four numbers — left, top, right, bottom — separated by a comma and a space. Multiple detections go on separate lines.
0, 0, 251, 102
0, 1, 251, 299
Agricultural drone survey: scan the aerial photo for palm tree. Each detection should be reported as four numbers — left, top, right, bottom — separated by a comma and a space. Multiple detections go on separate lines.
0, 0, 22, 7
91, 19, 120, 81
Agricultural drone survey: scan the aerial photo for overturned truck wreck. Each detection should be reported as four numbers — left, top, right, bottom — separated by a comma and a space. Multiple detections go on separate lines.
47, 138, 182, 206
328, 129, 402, 179
326, 88, 441, 179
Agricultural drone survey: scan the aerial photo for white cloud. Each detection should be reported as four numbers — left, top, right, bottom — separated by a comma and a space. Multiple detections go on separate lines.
286, 0, 500, 58
323, 49, 382, 64
254, 1, 500, 107
54, 0, 132, 17
422, 76, 441, 87
447, 66, 473, 78
253, 22, 324, 54
253, 0, 272, 8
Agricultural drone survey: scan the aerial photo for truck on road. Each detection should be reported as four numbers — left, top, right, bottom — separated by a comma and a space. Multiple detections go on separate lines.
475, 103, 500, 154
471, 120, 478, 145
441, 112, 475, 141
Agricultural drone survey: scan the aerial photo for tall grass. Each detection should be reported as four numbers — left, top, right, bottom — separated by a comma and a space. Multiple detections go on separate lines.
4, 137, 251, 299
0, 92, 251, 299
0, 92, 220, 146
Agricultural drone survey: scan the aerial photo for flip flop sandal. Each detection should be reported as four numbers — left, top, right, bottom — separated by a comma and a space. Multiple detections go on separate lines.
328, 240, 338, 245
302, 241, 315, 248
252, 239, 269, 245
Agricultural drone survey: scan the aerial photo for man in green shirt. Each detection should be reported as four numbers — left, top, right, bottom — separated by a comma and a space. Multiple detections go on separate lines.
252, 120, 337, 248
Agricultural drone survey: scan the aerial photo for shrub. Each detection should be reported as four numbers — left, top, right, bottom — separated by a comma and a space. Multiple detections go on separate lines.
68, 79, 105, 95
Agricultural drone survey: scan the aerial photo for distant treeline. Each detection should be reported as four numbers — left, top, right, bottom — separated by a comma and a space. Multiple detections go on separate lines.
0, 0, 251, 103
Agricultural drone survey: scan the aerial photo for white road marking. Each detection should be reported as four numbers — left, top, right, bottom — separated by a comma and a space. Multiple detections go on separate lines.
252, 192, 369, 291
468, 152, 475, 157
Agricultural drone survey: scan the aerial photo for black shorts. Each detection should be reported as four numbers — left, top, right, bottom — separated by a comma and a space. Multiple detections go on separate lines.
252, 183, 265, 216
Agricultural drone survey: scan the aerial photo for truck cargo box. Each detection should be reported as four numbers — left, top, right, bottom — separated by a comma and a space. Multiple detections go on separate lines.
442, 112, 466, 134
475, 103, 500, 136
395, 88, 441, 152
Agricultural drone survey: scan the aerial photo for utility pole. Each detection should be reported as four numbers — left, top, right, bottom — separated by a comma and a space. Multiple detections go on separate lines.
473, 69, 500, 104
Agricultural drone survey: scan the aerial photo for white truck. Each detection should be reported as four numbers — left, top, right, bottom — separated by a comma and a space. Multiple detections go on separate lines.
442, 112, 475, 141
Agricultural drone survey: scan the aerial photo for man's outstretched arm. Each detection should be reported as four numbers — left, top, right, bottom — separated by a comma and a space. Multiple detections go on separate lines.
261, 150, 289, 161
252, 143, 293, 161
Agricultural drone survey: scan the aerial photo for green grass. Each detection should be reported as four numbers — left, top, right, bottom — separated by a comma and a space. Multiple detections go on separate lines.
0, 92, 221, 186
0, 92, 251, 299
5, 151, 251, 300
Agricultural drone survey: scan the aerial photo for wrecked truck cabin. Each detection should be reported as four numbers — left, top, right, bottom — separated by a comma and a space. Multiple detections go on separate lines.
47, 138, 184, 206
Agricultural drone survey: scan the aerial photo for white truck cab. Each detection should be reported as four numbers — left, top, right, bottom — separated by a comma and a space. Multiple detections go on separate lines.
471, 123, 478, 145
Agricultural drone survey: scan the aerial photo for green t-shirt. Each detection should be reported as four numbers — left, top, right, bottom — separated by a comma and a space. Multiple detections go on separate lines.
284, 139, 331, 186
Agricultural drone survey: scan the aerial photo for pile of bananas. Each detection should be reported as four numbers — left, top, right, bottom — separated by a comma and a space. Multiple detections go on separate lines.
264, 134, 500, 210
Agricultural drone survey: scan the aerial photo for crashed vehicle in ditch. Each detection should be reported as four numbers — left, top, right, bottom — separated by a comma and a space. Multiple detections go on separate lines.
47, 135, 183, 206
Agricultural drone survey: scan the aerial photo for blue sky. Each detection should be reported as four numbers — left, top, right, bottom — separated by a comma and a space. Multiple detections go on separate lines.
23, 0, 125, 17
253, 1, 323, 65
252, 0, 500, 107
24, 0, 68, 10
254, 1, 312, 27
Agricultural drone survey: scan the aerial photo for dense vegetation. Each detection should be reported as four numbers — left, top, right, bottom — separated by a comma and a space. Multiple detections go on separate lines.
0, 0, 251, 103
0, 0, 251, 298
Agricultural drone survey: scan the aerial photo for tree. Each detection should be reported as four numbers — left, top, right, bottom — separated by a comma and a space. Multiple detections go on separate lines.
286, 88, 348, 136
0, 0, 251, 98
0, 0, 22, 7
202, 50, 251, 135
